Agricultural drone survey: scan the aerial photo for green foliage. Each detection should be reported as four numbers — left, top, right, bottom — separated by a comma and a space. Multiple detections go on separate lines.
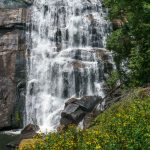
104, 0, 150, 86
22, 88, 150, 150
106, 71, 119, 88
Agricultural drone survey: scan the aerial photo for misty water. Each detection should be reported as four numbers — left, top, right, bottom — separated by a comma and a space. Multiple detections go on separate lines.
25, 0, 113, 132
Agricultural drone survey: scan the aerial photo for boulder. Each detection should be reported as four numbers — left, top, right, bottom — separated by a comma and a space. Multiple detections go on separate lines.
21, 124, 40, 134
75, 96, 102, 112
61, 104, 86, 125
59, 96, 102, 128
65, 96, 101, 112
7, 124, 39, 148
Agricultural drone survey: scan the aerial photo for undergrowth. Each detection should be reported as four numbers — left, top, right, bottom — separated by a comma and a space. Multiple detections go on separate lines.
20, 88, 150, 150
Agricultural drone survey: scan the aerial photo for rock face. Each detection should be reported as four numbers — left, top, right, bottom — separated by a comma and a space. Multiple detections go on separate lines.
0, 6, 30, 130
59, 96, 102, 129
0, 8, 28, 28
0, 0, 33, 8
23, 0, 34, 5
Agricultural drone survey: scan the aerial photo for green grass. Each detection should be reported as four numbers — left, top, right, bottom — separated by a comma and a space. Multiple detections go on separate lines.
22, 87, 150, 150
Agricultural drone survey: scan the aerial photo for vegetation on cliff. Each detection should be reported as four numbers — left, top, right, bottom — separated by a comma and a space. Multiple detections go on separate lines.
104, 0, 150, 86
19, 87, 150, 150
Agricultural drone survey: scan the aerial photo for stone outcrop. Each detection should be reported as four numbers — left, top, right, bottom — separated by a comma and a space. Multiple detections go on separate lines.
0, 6, 30, 130
0, 8, 30, 29
83, 85, 122, 129
58, 96, 102, 130
0, 0, 33, 9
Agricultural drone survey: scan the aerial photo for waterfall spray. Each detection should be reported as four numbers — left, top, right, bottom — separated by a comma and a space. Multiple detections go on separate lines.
25, 0, 112, 131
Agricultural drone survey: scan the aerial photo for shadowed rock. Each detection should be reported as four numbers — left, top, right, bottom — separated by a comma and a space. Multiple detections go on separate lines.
23, 0, 34, 5
0, 0, 33, 8
0, 6, 29, 130
0, 8, 30, 29
59, 96, 102, 129
7, 124, 39, 148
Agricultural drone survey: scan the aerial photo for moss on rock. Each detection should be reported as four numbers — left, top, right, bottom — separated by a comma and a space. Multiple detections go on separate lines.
19, 139, 43, 150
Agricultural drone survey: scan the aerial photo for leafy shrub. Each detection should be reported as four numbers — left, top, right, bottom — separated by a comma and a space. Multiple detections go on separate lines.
104, 0, 150, 86
106, 71, 120, 88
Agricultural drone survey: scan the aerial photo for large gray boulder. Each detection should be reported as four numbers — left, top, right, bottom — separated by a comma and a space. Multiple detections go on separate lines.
60, 96, 102, 128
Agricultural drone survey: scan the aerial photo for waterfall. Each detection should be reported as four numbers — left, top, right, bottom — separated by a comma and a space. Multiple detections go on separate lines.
25, 0, 112, 131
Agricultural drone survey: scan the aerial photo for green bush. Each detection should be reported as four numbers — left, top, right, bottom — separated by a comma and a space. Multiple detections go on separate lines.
104, 0, 150, 86
106, 71, 119, 88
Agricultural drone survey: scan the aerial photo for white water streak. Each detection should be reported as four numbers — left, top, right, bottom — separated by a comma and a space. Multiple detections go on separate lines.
25, 0, 112, 132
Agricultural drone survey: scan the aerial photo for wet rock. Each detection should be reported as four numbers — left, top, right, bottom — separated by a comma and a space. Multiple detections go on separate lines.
0, 8, 30, 29
61, 103, 86, 125
21, 124, 39, 134
71, 60, 86, 69
0, 30, 23, 52
59, 96, 102, 128
95, 48, 114, 76
0, 7, 29, 130
7, 124, 39, 148
23, 0, 34, 5
0, 30, 26, 130
104, 62, 114, 74
95, 48, 111, 61
0, 0, 33, 8
76, 96, 102, 112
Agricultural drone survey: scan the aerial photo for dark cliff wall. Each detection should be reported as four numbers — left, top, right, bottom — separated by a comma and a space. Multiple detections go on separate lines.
0, 5, 30, 130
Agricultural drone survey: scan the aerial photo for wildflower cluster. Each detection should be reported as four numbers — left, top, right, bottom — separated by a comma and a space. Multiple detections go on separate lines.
21, 88, 150, 150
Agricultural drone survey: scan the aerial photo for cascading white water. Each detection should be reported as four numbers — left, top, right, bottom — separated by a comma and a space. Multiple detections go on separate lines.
25, 0, 113, 131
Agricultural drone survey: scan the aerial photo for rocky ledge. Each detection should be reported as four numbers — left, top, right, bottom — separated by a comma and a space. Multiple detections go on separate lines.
0, 4, 31, 130
0, 0, 33, 9
58, 96, 102, 131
